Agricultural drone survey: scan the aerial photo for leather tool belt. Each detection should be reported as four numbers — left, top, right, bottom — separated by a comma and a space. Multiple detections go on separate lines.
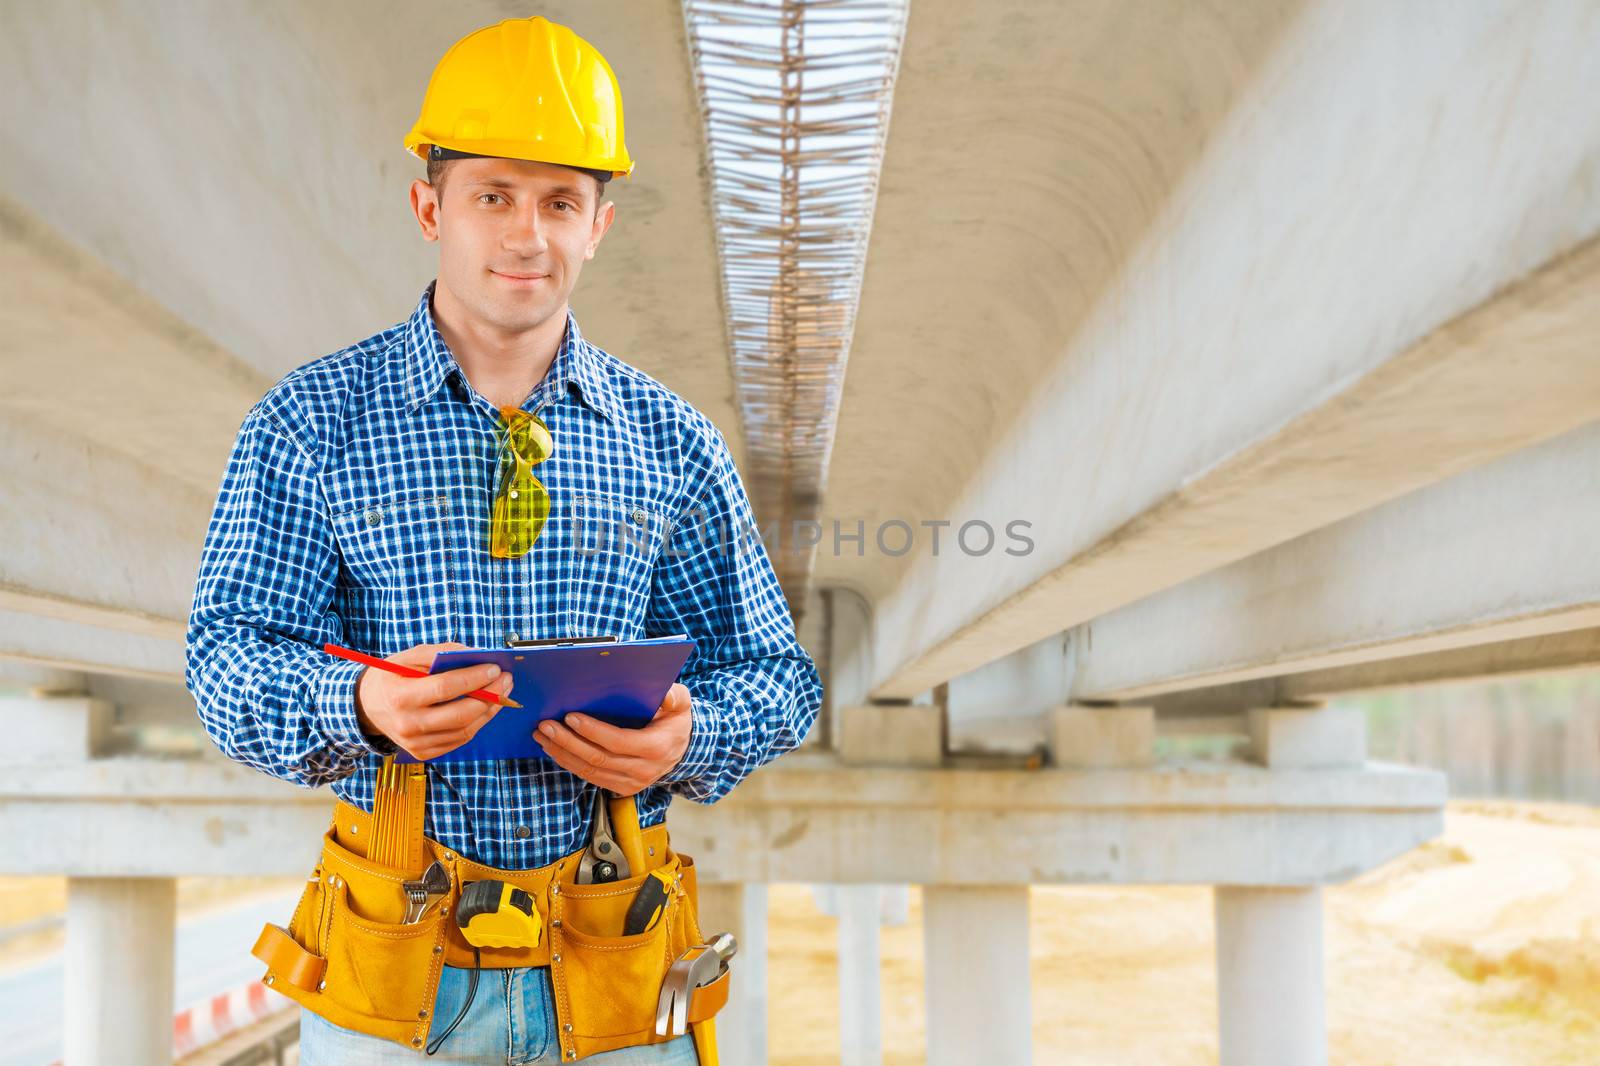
252, 794, 729, 1059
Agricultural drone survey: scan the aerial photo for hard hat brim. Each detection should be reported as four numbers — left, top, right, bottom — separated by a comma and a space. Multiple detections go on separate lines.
405, 135, 633, 181
423, 144, 615, 187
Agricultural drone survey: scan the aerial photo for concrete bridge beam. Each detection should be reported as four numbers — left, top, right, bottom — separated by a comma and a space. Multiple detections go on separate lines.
867, 1, 1600, 700
1075, 419, 1600, 703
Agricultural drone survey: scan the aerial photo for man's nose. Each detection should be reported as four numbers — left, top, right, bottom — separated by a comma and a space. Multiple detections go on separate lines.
503, 205, 548, 255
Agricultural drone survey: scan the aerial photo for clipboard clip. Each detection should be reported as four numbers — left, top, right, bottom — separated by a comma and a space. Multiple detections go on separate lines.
503, 635, 620, 649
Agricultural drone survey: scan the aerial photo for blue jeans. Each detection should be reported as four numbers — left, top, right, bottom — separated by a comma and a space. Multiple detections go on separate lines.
299, 964, 699, 1064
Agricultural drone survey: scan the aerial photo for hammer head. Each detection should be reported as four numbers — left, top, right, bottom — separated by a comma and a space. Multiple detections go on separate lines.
653, 938, 737, 1038
706, 932, 738, 967
655, 946, 710, 1037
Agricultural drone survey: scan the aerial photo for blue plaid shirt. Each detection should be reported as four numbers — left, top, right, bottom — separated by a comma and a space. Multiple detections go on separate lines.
186, 283, 822, 869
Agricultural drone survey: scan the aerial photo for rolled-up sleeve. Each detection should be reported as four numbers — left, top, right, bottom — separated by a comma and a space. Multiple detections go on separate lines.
647, 433, 823, 803
186, 401, 382, 788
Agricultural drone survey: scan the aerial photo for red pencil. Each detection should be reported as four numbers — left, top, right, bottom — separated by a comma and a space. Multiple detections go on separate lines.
323, 643, 523, 708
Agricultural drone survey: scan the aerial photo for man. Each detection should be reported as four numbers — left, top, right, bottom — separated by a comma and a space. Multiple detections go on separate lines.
186, 15, 822, 1064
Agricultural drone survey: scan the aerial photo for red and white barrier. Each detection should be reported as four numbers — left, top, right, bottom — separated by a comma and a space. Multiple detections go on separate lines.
48, 976, 289, 1066
171, 978, 291, 1059
47, 978, 295, 1066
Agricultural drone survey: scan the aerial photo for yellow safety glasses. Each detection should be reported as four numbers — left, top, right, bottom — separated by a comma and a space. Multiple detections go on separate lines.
490, 406, 553, 558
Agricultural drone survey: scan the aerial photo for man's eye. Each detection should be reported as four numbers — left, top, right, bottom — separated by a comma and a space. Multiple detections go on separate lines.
552, 201, 575, 212
479, 193, 503, 205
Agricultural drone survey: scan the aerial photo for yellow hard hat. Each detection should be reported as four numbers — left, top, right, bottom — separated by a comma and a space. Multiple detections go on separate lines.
404, 16, 634, 180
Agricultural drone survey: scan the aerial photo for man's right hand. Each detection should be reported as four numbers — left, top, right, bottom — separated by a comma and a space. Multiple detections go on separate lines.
353, 642, 513, 761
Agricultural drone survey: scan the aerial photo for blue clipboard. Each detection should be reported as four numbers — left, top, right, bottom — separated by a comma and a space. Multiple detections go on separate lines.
394, 635, 696, 763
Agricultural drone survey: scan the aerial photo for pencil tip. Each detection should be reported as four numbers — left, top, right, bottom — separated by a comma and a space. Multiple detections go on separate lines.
502, 698, 524, 709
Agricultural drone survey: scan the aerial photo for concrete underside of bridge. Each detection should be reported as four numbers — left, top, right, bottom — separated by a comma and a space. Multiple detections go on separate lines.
2, 1, 1597, 1065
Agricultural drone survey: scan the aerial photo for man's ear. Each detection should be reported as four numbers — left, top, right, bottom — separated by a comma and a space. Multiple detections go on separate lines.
585, 200, 615, 260
410, 178, 442, 243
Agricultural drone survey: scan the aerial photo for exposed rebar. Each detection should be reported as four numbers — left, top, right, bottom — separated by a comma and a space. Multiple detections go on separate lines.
683, 0, 908, 617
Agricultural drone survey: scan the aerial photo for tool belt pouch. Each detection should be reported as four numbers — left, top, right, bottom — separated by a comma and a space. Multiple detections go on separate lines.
548, 848, 730, 1061
253, 822, 449, 1052
252, 803, 731, 1059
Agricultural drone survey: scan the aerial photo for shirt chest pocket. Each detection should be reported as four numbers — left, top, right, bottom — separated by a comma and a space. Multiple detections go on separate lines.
330, 492, 457, 642
560, 493, 669, 629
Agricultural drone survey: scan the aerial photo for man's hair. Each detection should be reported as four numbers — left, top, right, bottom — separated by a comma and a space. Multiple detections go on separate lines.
427, 157, 607, 214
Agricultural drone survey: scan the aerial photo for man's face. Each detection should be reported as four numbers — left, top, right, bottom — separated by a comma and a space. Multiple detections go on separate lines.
410, 156, 614, 333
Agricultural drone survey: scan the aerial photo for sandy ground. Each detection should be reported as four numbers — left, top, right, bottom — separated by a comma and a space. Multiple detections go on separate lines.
765, 801, 1600, 1065
5, 802, 1596, 1063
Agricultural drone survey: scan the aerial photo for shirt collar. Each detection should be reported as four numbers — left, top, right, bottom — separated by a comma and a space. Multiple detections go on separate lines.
403, 283, 617, 422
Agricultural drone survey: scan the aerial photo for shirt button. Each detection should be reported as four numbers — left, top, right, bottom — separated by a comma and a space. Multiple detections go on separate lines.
364, 508, 382, 527
515, 825, 532, 840
630, 508, 647, 524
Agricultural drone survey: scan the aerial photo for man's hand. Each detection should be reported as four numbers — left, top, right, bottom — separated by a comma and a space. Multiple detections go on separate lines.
354, 642, 514, 761
536, 683, 693, 796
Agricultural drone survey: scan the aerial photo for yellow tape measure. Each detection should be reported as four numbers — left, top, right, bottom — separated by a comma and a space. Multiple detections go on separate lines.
457, 880, 543, 949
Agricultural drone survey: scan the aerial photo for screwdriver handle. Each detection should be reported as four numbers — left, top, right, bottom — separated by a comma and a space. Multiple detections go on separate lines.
622, 869, 674, 936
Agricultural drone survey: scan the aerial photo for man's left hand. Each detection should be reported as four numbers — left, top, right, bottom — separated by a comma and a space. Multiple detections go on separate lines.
537, 683, 693, 795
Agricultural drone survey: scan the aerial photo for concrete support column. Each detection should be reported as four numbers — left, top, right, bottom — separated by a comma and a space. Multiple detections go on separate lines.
64, 876, 176, 1066
1214, 886, 1326, 1066
1213, 706, 1349, 1066
836, 884, 883, 1066
697, 882, 768, 1066
923, 885, 1032, 1066
835, 702, 943, 1063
